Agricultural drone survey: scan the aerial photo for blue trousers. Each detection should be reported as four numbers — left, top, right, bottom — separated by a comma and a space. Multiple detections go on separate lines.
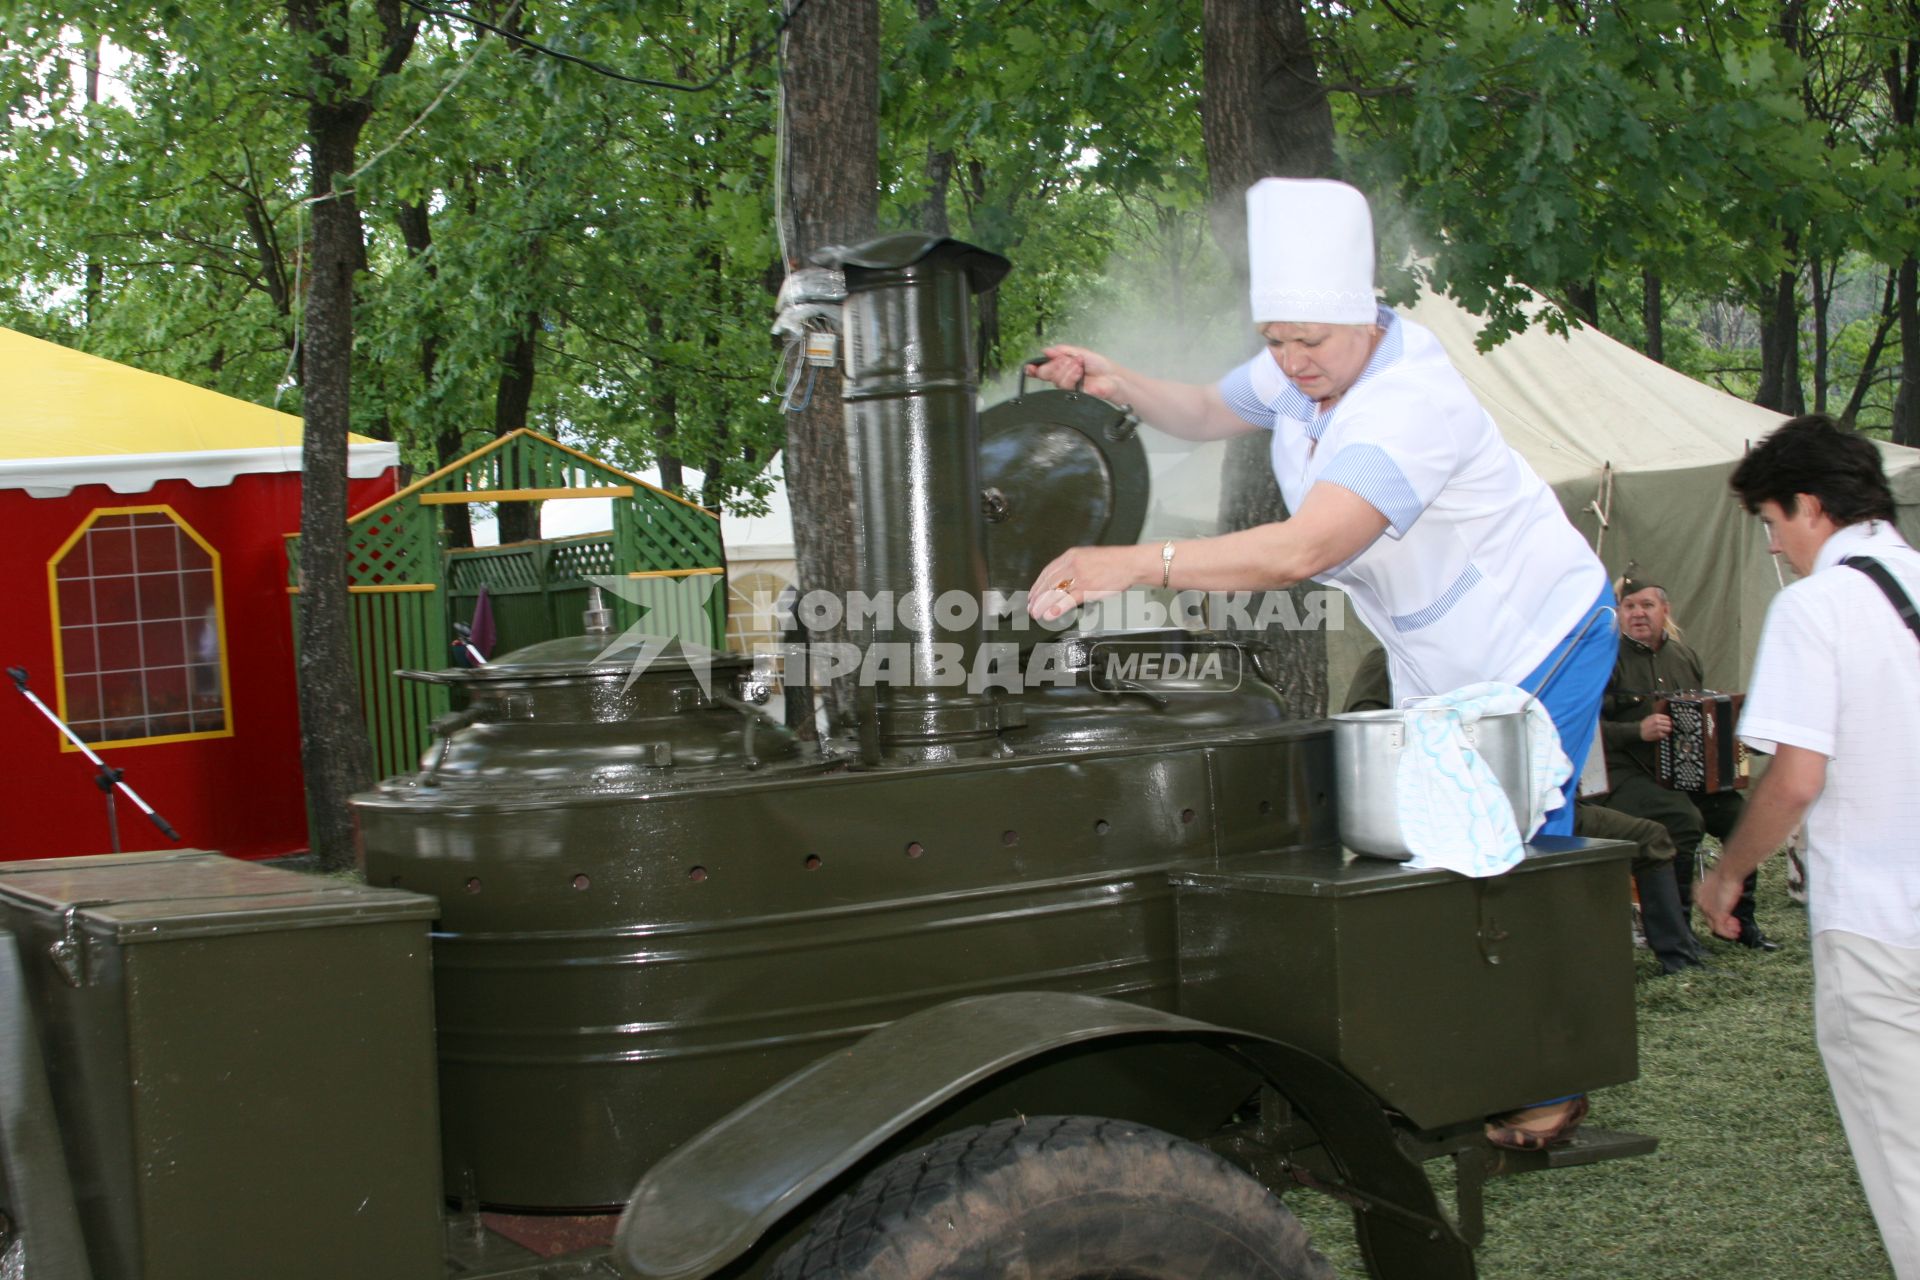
1518, 583, 1617, 837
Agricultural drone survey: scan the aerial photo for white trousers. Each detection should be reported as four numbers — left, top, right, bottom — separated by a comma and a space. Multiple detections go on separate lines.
1814, 929, 1920, 1280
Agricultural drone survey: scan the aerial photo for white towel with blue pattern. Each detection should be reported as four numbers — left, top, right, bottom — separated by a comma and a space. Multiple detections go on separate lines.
1394, 682, 1571, 877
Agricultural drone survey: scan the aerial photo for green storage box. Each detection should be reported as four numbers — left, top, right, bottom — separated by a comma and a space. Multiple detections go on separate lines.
0, 850, 442, 1280
1171, 837, 1637, 1130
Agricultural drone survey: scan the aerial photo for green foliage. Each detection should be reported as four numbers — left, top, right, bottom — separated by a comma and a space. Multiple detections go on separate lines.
0, 0, 1912, 484
0, 0, 791, 509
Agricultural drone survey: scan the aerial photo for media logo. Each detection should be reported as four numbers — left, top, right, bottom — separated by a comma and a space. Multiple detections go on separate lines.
1087, 639, 1244, 693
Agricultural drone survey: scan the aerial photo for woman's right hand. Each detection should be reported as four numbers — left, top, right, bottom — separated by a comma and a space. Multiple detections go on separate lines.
1025, 345, 1127, 402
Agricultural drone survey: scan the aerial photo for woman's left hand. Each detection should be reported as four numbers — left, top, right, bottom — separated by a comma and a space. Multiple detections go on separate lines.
1026, 544, 1153, 622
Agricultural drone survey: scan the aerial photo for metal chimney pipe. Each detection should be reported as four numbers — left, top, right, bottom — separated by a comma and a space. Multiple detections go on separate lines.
813, 234, 1011, 762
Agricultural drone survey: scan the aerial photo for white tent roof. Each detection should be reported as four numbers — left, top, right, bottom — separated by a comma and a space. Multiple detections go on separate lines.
1403, 292, 1789, 487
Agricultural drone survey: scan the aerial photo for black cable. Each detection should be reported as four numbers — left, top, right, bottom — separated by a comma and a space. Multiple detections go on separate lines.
399, 0, 812, 93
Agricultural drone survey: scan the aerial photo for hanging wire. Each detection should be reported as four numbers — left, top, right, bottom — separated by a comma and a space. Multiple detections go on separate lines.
773, 3, 794, 271
299, 0, 514, 210
398, 0, 811, 94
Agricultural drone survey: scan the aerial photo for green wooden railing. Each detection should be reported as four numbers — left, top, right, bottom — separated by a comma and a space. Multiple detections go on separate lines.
290, 429, 725, 779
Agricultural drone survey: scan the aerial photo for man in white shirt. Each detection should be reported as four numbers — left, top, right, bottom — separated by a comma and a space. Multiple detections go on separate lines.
1703, 414, 1920, 1279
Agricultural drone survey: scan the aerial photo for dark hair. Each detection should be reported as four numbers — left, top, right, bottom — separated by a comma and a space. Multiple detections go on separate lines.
1728, 413, 1894, 526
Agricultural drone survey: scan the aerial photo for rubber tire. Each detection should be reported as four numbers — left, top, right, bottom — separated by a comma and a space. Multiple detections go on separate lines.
766, 1115, 1334, 1280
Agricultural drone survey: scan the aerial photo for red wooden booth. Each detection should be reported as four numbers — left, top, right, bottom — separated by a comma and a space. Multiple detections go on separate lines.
0, 328, 397, 861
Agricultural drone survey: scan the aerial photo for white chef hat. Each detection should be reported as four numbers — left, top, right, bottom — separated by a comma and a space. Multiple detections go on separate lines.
1247, 178, 1378, 326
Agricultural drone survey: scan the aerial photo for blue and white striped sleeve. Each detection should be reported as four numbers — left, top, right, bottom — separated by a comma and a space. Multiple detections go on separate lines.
1316, 444, 1425, 535
1216, 353, 1285, 430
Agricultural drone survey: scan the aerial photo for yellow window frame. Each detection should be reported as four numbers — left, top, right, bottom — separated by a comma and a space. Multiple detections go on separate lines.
46, 504, 236, 751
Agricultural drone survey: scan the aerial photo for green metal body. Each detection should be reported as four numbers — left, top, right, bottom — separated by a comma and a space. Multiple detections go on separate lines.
358, 696, 1340, 1209
0, 231, 1632, 1280
1173, 839, 1637, 1129
336, 235, 1646, 1280
0, 852, 444, 1280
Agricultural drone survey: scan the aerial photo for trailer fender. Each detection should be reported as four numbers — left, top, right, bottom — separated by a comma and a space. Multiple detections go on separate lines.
614, 990, 1472, 1280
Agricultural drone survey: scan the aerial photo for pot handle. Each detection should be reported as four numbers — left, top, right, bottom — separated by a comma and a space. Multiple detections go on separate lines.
396, 668, 464, 686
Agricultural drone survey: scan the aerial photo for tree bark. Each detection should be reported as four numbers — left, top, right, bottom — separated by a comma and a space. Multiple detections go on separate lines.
917, 0, 953, 238
1201, 0, 1335, 720
1564, 279, 1598, 328
493, 312, 542, 543
1201, 0, 1335, 282
1894, 253, 1919, 446
1758, 3, 1808, 416
1839, 269, 1899, 429
1810, 251, 1836, 415
395, 199, 471, 547
1891, 28, 1919, 444
1756, 259, 1804, 415
1641, 270, 1664, 365
285, 0, 416, 871
779, 0, 877, 727
83, 31, 103, 329
644, 307, 685, 494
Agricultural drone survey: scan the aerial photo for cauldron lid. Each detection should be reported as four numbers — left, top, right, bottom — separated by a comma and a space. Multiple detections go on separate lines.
977, 388, 1150, 600
432, 632, 747, 682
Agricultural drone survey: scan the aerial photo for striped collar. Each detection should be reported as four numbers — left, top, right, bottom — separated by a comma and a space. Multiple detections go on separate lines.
1276, 307, 1404, 442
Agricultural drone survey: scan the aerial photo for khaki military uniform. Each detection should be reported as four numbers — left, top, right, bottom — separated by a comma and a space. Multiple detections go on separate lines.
1601, 634, 1760, 940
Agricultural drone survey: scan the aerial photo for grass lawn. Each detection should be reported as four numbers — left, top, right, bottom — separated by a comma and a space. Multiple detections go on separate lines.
1289, 854, 1894, 1279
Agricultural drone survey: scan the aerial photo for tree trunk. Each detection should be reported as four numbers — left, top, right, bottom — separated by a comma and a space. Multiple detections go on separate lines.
643, 307, 685, 495
1810, 251, 1832, 415
963, 159, 1002, 376
1758, 5, 1808, 416
1564, 279, 1598, 328
395, 200, 471, 547
285, 0, 415, 870
917, 0, 953, 238
493, 313, 541, 544
1200, 0, 1335, 282
1200, 0, 1334, 720
1840, 268, 1900, 429
779, 0, 877, 727
1895, 253, 1919, 446
1756, 260, 1804, 414
1891, 31, 1919, 444
83, 31, 103, 328
1641, 270, 1664, 365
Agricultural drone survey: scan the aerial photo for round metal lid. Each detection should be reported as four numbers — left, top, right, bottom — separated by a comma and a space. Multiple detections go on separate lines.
977, 388, 1150, 598
420, 633, 747, 683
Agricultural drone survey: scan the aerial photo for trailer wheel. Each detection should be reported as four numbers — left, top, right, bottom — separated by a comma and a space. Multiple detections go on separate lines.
766, 1114, 1332, 1280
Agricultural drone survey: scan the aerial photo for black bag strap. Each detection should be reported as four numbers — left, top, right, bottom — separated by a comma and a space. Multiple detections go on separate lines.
1842, 556, 1920, 648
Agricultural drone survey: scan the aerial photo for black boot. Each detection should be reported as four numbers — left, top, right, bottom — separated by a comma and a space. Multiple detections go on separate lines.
1636, 863, 1708, 974
1672, 849, 1697, 915
1731, 870, 1779, 951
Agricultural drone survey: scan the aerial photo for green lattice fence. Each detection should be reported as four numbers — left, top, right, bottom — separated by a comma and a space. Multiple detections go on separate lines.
290, 429, 725, 780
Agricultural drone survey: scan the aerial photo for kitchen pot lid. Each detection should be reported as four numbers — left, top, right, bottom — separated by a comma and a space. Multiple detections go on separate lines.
977, 387, 1150, 599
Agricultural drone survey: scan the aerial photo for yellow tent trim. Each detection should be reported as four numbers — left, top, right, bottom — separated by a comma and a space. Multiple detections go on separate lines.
0, 327, 383, 460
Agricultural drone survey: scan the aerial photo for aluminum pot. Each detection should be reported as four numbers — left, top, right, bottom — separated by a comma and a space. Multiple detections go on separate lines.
1329, 706, 1534, 858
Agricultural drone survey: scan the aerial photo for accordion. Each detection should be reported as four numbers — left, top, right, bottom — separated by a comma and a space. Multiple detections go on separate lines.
1654, 691, 1749, 793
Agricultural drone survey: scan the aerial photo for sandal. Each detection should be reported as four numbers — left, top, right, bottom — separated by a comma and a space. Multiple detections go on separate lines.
1484, 1095, 1589, 1151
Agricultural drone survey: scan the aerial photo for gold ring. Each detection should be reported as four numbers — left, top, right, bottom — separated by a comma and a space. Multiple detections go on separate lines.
1056, 577, 1075, 592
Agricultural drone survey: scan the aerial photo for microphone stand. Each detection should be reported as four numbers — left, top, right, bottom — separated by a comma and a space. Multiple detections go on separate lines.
7, 666, 181, 852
